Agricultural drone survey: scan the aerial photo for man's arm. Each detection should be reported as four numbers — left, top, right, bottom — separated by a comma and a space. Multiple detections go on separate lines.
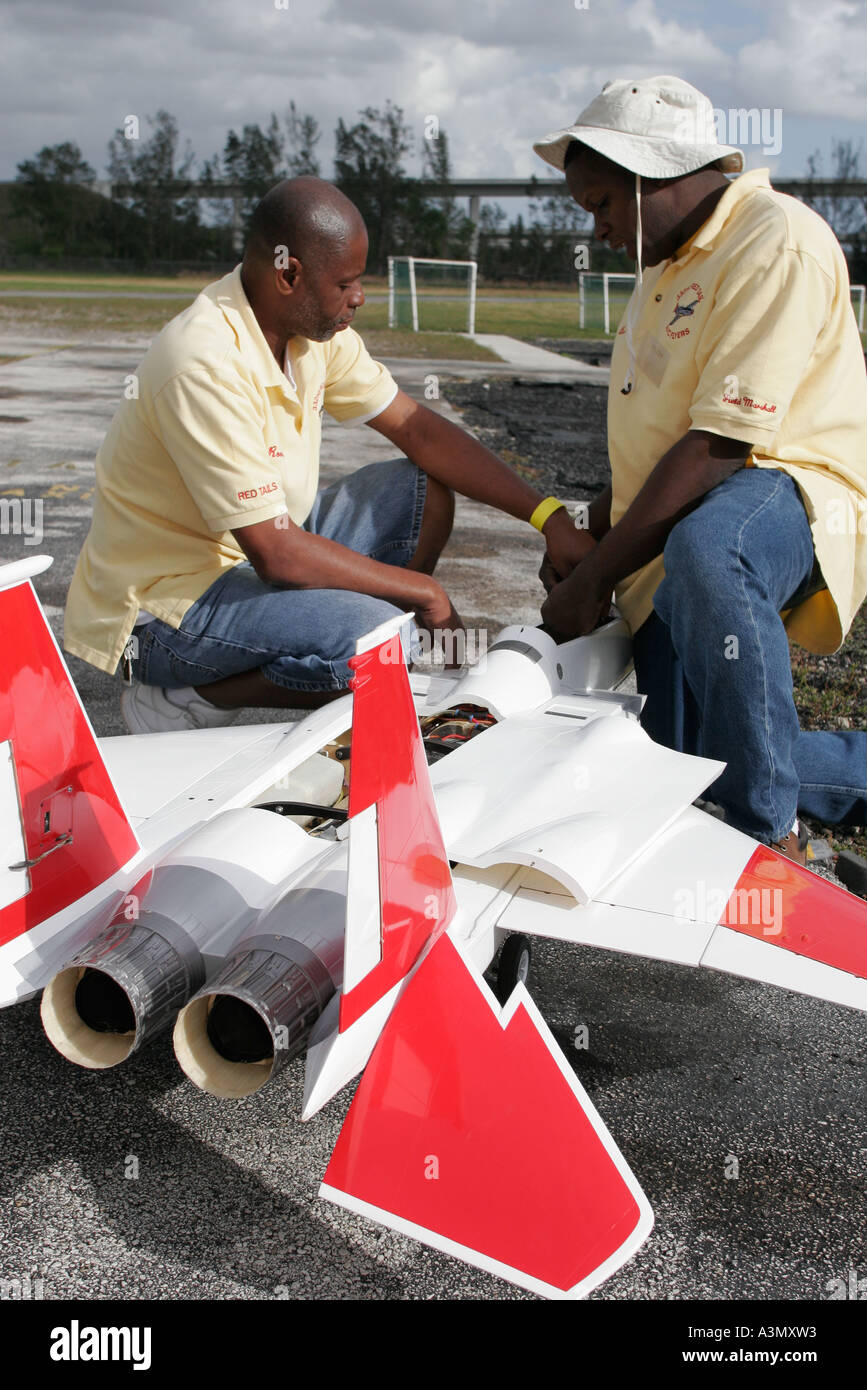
234, 384, 591, 636
586, 482, 613, 541
233, 516, 460, 634
539, 481, 613, 592
368, 388, 589, 577
540, 430, 751, 638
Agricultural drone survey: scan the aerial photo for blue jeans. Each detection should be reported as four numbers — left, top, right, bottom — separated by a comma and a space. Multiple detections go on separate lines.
633, 468, 866, 842
136, 458, 426, 694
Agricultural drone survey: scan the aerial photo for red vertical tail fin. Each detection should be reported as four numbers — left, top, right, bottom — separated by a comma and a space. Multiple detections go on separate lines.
339, 614, 456, 1032
0, 558, 139, 947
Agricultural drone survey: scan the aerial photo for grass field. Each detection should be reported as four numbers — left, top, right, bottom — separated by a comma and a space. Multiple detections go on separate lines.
0, 272, 214, 294
0, 270, 617, 351
3, 270, 862, 349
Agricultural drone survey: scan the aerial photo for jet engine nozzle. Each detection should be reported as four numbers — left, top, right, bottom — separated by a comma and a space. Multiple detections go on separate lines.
173, 935, 335, 1098
38, 806, 315, 1071
40, 914, 206, 1070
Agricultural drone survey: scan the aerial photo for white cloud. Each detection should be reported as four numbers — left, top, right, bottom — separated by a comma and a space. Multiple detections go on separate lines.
735, 0, 867, 120
623, 0, 729, 68
0, 0, 863, 183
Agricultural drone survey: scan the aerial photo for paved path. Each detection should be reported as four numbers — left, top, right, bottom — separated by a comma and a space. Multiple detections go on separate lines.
469, 332, 609, 381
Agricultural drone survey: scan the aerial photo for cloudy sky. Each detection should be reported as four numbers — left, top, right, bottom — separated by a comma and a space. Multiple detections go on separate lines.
1, 0, 865, 185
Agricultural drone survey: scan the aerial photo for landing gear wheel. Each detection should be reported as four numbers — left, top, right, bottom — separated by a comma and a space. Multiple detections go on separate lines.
496, 934, 532, 1004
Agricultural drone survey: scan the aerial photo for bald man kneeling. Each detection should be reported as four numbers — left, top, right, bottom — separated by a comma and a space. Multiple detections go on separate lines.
65, 176, 587, 731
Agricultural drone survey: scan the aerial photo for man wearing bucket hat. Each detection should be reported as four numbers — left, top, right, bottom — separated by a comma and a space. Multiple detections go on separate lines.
532, 76, 867, 863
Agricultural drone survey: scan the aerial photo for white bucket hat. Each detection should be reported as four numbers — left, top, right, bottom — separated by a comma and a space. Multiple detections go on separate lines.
533, 75, 744, 178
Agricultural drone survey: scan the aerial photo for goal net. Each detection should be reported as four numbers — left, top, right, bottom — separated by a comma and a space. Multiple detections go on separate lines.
577, 272, 636, 335
388, 257, 478, 334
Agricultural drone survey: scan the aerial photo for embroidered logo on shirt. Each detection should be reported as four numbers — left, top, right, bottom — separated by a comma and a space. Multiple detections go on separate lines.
267, 445, 284, 458
722, 387, 777, 415
666, 282, 704, 340
237, 482, 280, 501
312, 382, 326, 416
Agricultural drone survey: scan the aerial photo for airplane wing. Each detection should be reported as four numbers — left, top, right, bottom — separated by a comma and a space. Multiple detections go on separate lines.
475, 781, 867, 1013
425, 688, 867, 1013
100, 709, 350, 853
429, 698, 726, 902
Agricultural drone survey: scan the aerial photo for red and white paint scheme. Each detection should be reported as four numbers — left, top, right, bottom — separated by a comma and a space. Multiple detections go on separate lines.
1, 556, 865, 1299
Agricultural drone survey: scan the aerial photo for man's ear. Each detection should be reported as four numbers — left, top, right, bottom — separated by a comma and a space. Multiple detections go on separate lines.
274, 256, 303, 295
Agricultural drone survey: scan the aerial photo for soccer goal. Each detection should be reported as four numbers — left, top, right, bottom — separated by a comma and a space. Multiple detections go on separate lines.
851, 284, 865, 332
578, 272, 636, 335
388, 257, 478, 335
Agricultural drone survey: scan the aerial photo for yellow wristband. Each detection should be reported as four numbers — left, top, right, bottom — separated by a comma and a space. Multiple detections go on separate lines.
529, 496, 567, 532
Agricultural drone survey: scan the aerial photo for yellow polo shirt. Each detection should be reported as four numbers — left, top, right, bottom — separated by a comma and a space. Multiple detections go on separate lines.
64, 266, 398, 674
609, 168, 867, 654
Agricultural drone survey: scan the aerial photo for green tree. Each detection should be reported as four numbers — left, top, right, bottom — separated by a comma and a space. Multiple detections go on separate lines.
476, 202, 507, 279
201, 107, 322, 253
10, 141, 145, 261
334, 102, 414, 272
17, 142, 95, 184
107, 110, 202, 261
12, 143, 99, 256
285, 101, 321, 177
804, 139, 867, 285
222, 115, 286, 215
419, 128, 475, 259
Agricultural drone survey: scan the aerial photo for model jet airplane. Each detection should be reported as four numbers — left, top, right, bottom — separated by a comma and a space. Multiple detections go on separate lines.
2, 554, 865, 1299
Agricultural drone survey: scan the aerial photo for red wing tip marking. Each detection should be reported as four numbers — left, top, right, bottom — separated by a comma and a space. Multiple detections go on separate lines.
722, 845, 867, 979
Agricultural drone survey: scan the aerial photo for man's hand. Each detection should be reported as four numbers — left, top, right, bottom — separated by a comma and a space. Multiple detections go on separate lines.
540, 506, 598, 587
540, 558, 612, 640
414, 584, 466, 669
415, 582, 464, 636
538, 553, 560, 594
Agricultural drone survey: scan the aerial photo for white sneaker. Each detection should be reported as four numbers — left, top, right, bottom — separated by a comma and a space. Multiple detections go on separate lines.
121, 684, 239, 734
